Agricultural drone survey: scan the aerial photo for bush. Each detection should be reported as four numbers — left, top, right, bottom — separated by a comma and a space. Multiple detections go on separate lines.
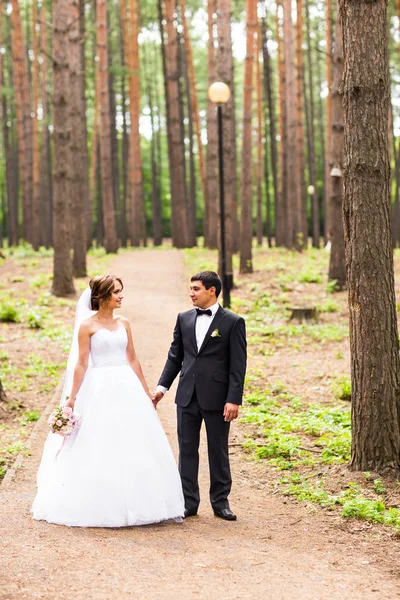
0, 302, 20, 323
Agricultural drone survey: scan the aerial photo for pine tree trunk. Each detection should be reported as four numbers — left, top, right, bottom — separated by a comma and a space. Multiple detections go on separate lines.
69, 0, 88, 277
239, 0, 256, 274
52, 0, 75, 297
108, 53, 120, 239
39, 5, 52, 248
217, 0, 235, 283
295, 0, 307, 247
324, 0, 333, 244
328, 1, 345, 287
164, 0, 188, 247
276, 4, 287, 247
261, 17, 278, 244
118, 10, 128, 248
128, 0, 146, 246
147, 59, 163, 247
96, 0, 118, 253
282, 0, 299, 249
10, 0, 33, 244
255, 25, 263, 247
182, 35, 197, 247
31, 0, 40, 250
180, 0, 206, 207
341, 0, 400, 472
316, 49, 326, 243
305, 0, 319, 247
205, 0, 218, 249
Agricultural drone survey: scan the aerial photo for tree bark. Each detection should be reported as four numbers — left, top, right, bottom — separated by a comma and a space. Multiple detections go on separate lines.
276, 4, 286, 247
69, 0, 88, 276
305, 0, 319, 247
255, 24, 263, 247
324, 0, 333, 244
10, 0, 32, 243
39, 4, 52, 248
205, 0, 219, 249
282, 0, 299, 249
328, 1, 345, 288
164, 0, 188, 247
31, 0, 41, 250
96, 0, 118, 253
52, 0, 75, 297
239, 0, 256, 273
261, 16, 278, 245
295, 0, 307, 247
341, 0, 400, 472
180, 0, 206, 206
217, 0, 235, 283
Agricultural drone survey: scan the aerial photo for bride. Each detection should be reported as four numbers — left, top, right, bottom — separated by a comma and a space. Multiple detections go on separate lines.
32, 275, 184, 527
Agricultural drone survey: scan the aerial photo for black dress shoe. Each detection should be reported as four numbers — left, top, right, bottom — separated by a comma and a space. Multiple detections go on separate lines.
184, 508, 198, 518
213, 508, 237, 521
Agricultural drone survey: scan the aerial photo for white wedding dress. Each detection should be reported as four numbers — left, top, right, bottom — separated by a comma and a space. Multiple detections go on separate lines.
32, 327, 184, 527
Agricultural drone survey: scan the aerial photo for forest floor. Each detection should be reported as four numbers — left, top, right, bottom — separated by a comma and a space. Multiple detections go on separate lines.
1, 245, 400, 599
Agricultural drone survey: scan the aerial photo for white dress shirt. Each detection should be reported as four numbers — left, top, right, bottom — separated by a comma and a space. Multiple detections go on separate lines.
157, 302, 220, 395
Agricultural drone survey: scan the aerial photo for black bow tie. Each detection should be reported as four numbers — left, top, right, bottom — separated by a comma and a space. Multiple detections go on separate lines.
196, 308, 212, 317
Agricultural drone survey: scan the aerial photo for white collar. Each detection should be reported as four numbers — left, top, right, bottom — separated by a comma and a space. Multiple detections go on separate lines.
203, 302, 219, 316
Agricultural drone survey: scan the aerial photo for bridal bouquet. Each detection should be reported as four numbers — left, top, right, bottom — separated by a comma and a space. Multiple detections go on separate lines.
48, 404, 81, 437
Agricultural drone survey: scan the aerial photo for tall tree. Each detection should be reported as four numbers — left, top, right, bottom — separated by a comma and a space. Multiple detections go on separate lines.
69, 0, 89, 276
275, 3, 286, 246
39, 4, 52, 248
10, 0, 32, 243
164, 0, 188, 247
205, 0, 218, 249
261, 15, 278, 243
31, 0, 40, 250
217, 0, 236, 284
304, 0, 319, 247
127, 0, 146, 246
282, 0, 300, 249
97, 0, 118, 253
324, 0, 333, 243
327, 1, 345, 287
240, 0, 257, 273
255, 24, 263, 247
295, 0, 307, 246
52, 0, 75, 296
341, 0, 400, 471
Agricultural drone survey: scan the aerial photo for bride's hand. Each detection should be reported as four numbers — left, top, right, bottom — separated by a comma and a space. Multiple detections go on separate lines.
65, 397, 75, 411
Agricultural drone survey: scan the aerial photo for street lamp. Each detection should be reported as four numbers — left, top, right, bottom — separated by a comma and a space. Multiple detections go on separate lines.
208, 81, 231, 308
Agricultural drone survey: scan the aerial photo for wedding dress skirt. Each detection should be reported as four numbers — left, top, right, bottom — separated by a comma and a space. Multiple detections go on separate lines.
32, 328, 184, 527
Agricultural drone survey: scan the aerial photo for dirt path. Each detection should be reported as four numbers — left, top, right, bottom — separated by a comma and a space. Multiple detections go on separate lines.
1, 249, 400, 600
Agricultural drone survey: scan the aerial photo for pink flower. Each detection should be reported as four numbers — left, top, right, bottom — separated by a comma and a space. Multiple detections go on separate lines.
62, 406, 72, 415
56, 419, 63, 426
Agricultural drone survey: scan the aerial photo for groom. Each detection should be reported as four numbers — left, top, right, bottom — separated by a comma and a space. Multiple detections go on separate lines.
153, 271, 247, 521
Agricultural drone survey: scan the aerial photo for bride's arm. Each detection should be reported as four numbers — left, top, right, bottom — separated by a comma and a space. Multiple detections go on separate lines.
66, 324, 91, 409
124, 320, 151, 398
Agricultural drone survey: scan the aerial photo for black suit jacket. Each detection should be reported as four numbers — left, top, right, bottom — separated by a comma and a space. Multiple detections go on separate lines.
158, 306, 247, 410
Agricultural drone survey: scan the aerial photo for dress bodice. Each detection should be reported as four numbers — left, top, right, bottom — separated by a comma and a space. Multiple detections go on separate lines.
90, 328, 128, 368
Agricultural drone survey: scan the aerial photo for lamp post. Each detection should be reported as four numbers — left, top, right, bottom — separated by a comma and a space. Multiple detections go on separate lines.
208, 81, 231, 308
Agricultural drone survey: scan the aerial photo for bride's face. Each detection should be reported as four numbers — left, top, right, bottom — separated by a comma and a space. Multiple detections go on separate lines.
107, 281, 124, 310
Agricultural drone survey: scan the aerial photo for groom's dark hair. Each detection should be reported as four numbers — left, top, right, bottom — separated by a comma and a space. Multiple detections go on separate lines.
191, 271, 222, 297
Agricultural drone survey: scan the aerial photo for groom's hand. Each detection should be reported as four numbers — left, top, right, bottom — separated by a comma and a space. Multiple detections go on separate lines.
152, 390, 164, 408
224, 403, 239, 422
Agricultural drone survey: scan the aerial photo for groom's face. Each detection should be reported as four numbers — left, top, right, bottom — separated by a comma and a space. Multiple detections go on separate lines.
190, 280, 215, 308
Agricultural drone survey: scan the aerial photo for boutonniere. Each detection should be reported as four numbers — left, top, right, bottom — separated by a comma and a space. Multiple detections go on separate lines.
211, 329, 221, 338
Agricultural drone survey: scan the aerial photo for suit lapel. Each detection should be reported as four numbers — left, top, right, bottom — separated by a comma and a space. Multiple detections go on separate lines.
198, 306, 226, 355
186, 309, 198, 354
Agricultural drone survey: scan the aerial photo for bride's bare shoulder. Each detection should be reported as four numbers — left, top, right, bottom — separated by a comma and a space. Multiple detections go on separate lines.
79, 317, 97, 334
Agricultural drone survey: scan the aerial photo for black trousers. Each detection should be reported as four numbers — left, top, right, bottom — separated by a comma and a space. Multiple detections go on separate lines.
177, 390, 232, 511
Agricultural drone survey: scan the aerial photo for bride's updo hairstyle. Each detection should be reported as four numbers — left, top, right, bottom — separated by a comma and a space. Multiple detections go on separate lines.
89, 275, 123, 310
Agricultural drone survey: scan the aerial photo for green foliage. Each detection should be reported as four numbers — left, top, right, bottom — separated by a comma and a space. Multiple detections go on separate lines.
20, 410, 41, 426
26, 311, 45, 329
317, 299, 340, 313
298, 270, 323, 284
0, 302, 21, 323
331, 375, 352, 401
